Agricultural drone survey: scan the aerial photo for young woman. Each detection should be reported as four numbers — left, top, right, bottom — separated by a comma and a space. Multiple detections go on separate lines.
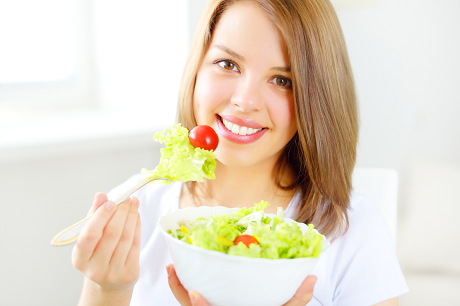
72, 1, 408, 305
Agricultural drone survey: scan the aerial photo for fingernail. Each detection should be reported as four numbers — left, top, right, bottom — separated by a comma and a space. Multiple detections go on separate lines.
166, 264, 171, 277
189, 291, 197, 305
105, 201, 115, 209
131, 197, 138, 205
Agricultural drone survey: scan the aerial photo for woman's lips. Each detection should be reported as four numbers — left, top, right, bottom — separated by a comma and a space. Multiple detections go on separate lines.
219, 114, 265, 129
216, 115, 267, 144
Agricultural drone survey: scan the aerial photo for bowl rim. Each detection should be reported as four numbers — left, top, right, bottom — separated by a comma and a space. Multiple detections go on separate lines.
159, 206, 330, 264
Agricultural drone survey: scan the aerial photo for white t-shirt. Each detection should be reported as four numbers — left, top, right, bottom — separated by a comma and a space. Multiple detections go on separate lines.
108, 174, 408, 306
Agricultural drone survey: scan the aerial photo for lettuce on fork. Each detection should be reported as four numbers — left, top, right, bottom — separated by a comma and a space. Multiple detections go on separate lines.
142, 124, 217, 184
168, 201, 324, 259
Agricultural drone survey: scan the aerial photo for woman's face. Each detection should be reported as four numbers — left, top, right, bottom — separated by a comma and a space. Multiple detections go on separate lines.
193, 1, 297, 168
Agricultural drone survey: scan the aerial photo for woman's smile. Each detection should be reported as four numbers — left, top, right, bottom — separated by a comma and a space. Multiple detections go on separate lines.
216, 114, 267, 144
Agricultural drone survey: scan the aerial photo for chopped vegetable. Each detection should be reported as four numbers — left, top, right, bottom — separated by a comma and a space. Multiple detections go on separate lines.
189, 125, 219, 151
167, 200, 324, 259
233, 235, 259, 247
142, 124, 217, 184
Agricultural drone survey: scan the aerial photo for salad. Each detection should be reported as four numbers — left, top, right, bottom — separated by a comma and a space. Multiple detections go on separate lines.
142, 124, 218, 184
168, 201, 324, 259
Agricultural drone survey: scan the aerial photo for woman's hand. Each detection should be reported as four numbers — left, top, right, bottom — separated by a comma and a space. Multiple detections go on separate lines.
167, 264, 317, 306
72, 192, 141, 305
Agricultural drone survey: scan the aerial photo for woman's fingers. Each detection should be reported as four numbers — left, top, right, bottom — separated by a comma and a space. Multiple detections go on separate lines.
72, 194, 142, 292
283, 275, 317, 306
188, 291, 209, 306
88, 192, 108, 216
90, 198, 132, 264
125, 208, 141, 269
74, 192, 109, 267
167, 264, 192, 306
110, 197, 140, 268
73, 200, 118, 266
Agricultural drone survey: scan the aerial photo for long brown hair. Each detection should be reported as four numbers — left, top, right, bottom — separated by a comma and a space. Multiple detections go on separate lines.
177, 0, 358, 239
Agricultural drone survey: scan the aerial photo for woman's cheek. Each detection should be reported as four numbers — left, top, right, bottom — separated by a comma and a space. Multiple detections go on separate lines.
267, 91, 296, 130
194, 70, 217, 124
195, 74, 236, 122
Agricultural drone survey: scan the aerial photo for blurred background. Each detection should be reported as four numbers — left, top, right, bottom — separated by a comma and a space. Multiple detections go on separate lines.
0, 0, 459, 305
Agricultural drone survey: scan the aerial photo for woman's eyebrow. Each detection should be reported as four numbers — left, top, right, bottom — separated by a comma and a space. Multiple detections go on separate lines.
212, 44, 291, 72
271, 66, 291, 73
212, 44, 246, 62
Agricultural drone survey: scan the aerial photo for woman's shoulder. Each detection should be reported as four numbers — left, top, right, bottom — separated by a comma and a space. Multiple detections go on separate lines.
311, 192, 408, 305
345, 191, 392, 238
330, 191, 395, 258
336, 191, 397, 254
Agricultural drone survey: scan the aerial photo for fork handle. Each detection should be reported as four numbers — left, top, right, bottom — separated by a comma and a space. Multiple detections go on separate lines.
51, 215, 93, 246
50, 175, 163, 246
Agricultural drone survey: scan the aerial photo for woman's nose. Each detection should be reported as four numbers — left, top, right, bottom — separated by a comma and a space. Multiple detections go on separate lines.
230, 78, 264, 113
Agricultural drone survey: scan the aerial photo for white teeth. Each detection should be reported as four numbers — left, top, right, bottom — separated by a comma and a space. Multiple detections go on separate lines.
221, 117, 262, 135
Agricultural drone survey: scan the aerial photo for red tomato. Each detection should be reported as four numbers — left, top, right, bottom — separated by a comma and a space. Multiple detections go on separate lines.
234, 235, 259, 247
189, 125, 219, 151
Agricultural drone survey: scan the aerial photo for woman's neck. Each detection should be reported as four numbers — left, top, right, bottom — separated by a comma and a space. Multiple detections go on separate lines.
182, 153, 296, 214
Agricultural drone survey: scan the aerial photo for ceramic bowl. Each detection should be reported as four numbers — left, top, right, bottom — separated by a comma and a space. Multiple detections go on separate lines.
159, 206, 329, 306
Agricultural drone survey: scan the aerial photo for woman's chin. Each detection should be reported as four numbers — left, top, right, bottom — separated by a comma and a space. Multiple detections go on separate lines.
215, 152, 256, 169
214, 149, 273, 170
215, 158, 249, 169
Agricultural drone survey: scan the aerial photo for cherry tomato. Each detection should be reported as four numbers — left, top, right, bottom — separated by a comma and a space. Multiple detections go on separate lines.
189, 125, 219, 151
234, 235, 259, 247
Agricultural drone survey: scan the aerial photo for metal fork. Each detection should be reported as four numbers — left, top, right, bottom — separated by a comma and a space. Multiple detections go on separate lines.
51, 175, 171, 246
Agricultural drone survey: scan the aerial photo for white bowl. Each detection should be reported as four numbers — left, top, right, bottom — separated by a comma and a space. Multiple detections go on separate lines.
159, 206, 329, 306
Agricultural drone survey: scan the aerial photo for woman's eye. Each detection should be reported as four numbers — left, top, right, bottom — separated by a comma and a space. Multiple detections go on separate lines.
270, 76, 292, 88
217, 60, 239, 72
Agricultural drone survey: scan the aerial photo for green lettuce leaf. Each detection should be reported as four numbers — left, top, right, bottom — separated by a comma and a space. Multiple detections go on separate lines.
252, 223, 323, 259
228, 242, 262, 258
231, 200, 269, 220
180, 214, 241, 253
142, 124, 217, 184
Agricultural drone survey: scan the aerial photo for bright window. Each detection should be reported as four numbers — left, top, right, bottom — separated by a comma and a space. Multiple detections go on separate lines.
0, 0, 92, 109
0, 0, 76, 84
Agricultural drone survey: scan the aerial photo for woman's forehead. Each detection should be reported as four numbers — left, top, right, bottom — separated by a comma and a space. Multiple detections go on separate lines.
209, 1, 289, 68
